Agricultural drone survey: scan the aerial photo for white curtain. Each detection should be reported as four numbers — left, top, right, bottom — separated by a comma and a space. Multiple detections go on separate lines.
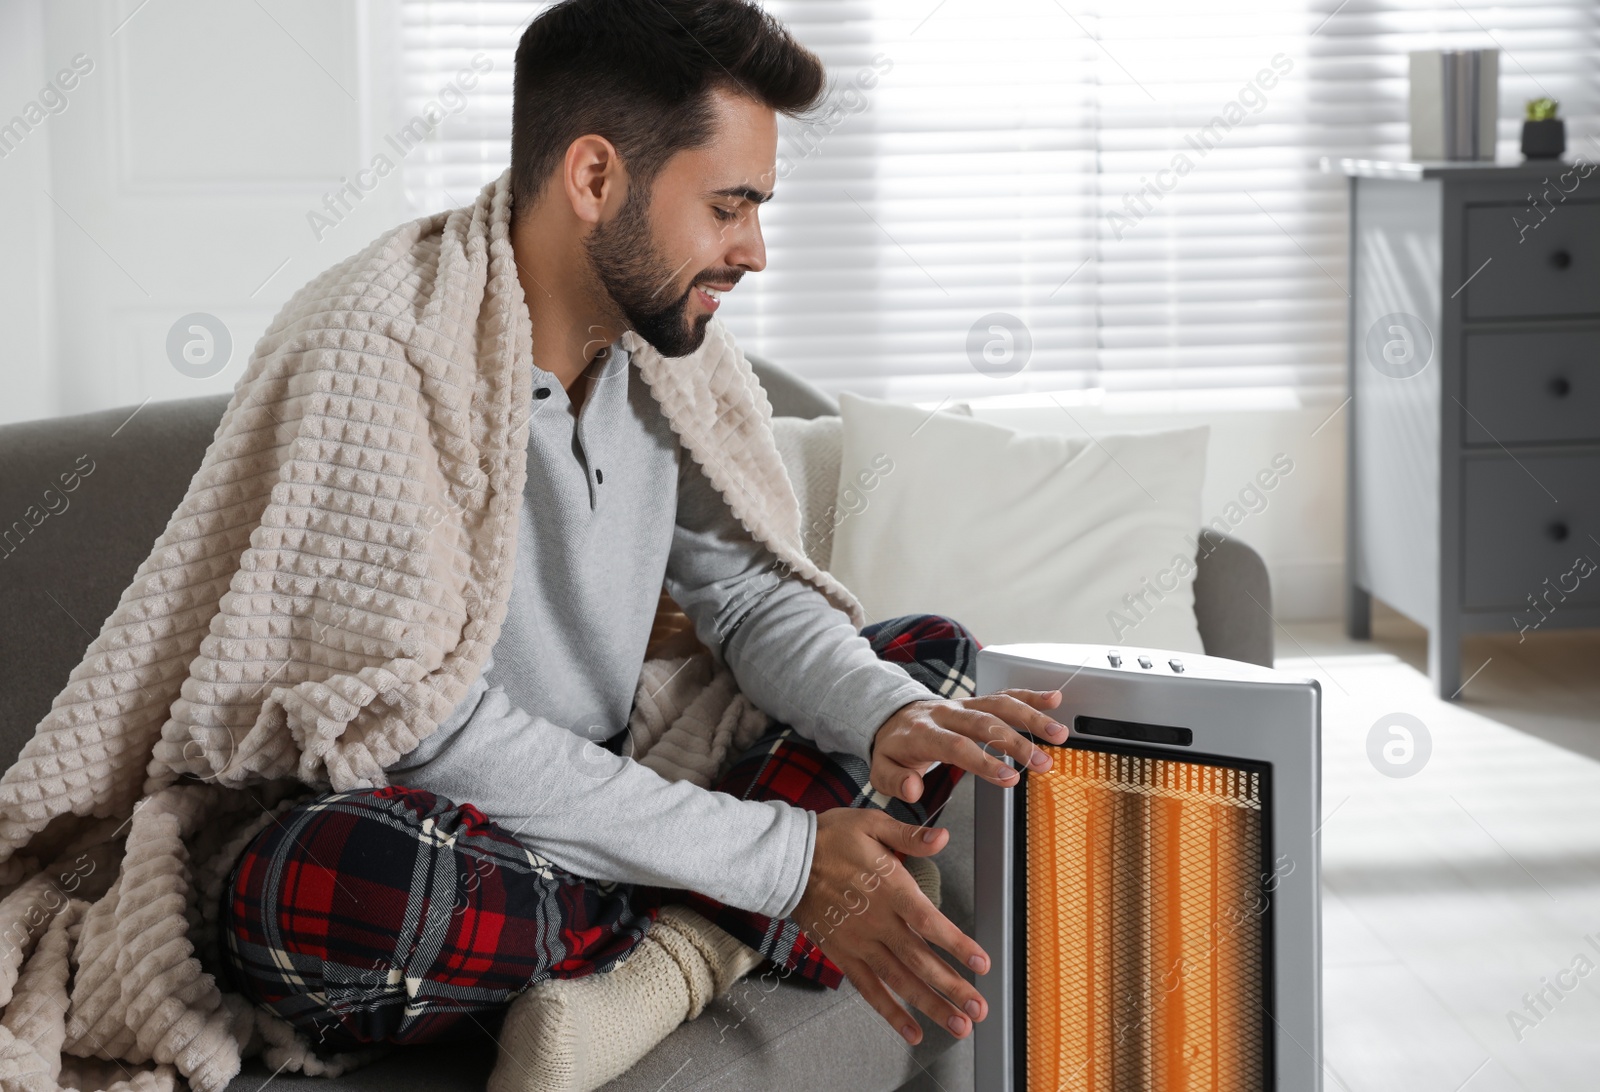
398, 0, 1600, 401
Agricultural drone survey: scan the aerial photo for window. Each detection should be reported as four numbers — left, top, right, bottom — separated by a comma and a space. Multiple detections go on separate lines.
399, 0, 1599, 402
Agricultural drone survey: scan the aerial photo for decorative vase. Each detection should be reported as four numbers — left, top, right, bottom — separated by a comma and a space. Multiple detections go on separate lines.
1521, 118, 1566, 159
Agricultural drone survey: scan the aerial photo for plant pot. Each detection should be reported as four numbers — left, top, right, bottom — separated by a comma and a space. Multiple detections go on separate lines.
1522, 118, 1566, 159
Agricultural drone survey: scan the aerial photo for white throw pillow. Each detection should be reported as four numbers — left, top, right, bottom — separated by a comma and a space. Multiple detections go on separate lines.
829, 392, 1209, 653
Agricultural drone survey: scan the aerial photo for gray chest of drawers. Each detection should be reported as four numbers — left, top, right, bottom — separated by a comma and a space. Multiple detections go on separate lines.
1333, 157, 1600, 699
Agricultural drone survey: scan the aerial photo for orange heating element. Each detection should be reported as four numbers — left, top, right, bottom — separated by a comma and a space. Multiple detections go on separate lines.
1025, 748, 1268, 1091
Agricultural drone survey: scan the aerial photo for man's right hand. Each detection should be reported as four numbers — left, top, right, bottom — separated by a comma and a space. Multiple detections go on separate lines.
792, 808, 990, 1045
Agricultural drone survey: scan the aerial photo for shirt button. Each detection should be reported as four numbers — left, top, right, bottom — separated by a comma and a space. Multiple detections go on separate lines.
534, 387, 551, 400
595, 468, 604, 484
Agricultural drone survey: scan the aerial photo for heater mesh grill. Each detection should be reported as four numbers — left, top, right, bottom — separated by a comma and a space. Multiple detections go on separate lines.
1023, 747, 1268, 1091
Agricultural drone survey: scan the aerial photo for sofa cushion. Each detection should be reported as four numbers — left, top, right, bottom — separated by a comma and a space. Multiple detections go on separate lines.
829, 391, 1209, 653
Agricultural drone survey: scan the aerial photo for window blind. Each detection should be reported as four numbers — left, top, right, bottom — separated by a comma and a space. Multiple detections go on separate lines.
398, 0, 1600, 403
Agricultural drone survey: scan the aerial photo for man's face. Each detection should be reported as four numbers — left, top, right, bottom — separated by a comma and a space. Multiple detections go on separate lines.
584, 87, 776, 357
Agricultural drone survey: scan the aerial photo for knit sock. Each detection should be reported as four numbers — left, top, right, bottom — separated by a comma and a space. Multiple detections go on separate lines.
904, 853, 942, 908
486, 905, 763, 1092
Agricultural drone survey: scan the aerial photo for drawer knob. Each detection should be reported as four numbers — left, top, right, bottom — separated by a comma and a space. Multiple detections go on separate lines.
1551, 249, 1573, 270
1549, 376, 1573, 398
1547, 520, 1571, 543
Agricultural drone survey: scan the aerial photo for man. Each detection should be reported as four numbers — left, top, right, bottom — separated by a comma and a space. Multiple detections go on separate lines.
219, 1, 1067, 1087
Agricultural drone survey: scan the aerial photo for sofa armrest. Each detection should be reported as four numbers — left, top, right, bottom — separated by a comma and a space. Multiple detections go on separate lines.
1192, 532, 1274, 667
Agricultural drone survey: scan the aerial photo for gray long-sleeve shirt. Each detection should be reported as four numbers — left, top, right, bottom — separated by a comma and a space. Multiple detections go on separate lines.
385, 344, 931, 918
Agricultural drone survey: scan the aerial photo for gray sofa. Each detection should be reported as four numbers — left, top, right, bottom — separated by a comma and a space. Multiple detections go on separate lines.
0, 359, 1272, 1092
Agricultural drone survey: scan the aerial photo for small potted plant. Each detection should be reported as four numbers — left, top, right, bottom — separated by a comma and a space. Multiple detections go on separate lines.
1522, 97, 1565, 159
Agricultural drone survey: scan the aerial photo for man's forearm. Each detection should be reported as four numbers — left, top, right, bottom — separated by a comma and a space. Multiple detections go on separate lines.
387, 680, 816, 918
722, 576, 934, 761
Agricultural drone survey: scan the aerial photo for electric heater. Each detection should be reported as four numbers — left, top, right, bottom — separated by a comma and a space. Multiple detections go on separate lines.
973, 643, 1321, 1092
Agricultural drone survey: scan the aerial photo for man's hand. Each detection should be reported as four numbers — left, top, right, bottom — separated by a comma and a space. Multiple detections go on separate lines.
870, 689, 1067, 804
792, 689, 1065, 1044
793, 808, 989, 1044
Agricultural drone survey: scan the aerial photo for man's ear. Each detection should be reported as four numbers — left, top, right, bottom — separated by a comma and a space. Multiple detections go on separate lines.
561, 134, 628, 226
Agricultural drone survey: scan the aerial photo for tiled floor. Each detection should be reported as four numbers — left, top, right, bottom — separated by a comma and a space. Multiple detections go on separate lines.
1281, 606, 1600, 1092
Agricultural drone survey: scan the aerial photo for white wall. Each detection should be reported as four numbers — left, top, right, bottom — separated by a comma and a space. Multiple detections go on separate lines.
4, 0, 411, 426
0, 0, 1347, 621
0, 0, 57, 425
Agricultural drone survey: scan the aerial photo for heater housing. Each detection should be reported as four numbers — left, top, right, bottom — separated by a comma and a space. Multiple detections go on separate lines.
972, 643, 1321, 1092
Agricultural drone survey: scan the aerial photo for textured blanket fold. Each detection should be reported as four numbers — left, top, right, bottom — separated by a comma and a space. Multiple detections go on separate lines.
0, 167, 858, 1091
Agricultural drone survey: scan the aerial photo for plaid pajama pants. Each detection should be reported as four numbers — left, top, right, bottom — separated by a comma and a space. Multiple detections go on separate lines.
219, 613, 978, 1051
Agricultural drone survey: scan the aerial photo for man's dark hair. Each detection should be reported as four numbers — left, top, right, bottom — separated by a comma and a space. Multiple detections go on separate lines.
510, 0, 825, 215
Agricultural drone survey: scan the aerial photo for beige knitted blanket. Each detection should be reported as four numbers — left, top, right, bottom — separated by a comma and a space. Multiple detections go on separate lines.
0, 167, 860, 1091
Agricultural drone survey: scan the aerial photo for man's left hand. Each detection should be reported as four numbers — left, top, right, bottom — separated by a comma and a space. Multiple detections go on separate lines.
869, 689, 1067, 804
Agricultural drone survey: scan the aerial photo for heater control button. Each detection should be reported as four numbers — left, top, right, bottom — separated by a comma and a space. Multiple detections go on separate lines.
1169, 658, 1184, 673
1107, 652, 1122, 667
1137, 656, 1153, 669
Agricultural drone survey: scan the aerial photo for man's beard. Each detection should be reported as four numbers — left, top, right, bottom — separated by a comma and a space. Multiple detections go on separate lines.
584, 189, 739, 358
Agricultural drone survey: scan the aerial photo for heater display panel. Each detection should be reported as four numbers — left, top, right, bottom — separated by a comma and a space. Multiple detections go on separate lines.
1018, 743, 1273, 1091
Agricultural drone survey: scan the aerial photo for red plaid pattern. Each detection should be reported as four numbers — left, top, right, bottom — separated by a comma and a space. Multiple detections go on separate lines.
220, 785, 658, 1051
678, 613, 979, 988
219, 612, 978, 1049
